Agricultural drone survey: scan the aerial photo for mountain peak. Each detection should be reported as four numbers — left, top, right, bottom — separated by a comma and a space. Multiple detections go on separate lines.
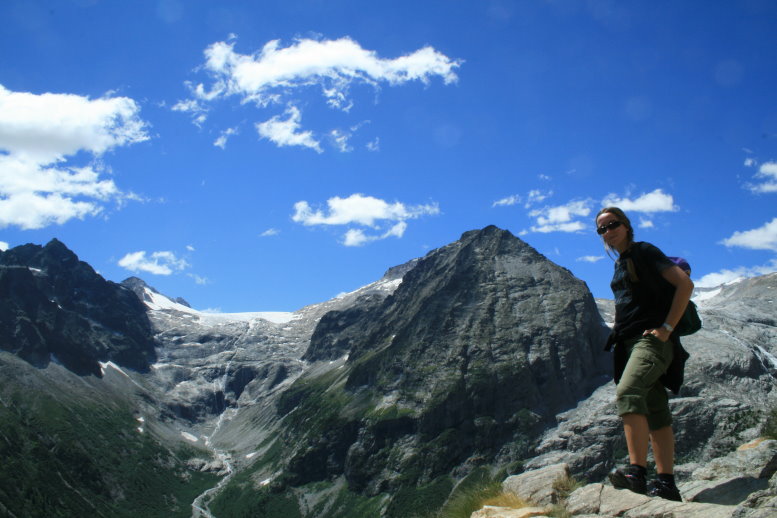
121, 277, 191, 308
0, 239, 156, 376
460, 224, 508, 239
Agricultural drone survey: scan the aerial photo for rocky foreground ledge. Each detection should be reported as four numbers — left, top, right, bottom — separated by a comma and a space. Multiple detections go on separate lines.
472, 439, 777, 518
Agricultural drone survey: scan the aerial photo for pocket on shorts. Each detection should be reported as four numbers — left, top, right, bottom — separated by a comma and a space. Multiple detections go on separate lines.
625, 336, 671, 384
643, 334, 673, 367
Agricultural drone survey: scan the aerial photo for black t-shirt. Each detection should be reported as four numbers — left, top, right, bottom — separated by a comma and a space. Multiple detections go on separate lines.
611, 241, 676, 339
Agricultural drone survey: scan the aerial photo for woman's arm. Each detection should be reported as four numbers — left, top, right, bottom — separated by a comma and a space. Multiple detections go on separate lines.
643, 265, 694, 341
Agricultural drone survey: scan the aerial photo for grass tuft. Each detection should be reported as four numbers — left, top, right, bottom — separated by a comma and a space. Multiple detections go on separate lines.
481, 491, 530, 509
433, 479, 530, 518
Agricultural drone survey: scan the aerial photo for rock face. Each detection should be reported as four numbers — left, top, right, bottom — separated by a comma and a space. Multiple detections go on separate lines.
683, 439, 777, 507
0, 239, 155, 376
268, 226, 611, 501
134, 261, 408, 429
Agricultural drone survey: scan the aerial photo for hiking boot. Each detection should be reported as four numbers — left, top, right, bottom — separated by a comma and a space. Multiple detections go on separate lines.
648, 479, 682, 501
608, 465, 647, 495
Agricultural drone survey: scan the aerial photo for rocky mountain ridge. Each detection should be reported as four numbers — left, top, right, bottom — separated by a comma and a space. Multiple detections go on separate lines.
0, 230, 775, 518
0, 239, 156, 376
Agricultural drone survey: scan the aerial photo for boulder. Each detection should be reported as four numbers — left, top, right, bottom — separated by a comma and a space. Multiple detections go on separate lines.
732, 468, 777, 517
502, 463, 570, 506
470, 506, 548, 518
682, 477, 769, 506
682, 440, 777, 506
693, 440, 777, 480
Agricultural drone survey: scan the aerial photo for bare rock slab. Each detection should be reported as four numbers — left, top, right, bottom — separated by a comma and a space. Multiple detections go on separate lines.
683, 476, 769, 506
502, 463, 570, 506
566, 483, 737, 517
470, 505, 548, 518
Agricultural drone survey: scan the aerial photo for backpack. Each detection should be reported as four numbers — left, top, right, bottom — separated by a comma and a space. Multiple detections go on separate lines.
626, 250, 702, 336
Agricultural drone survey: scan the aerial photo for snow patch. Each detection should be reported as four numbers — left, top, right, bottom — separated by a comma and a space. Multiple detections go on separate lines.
335, 277, 404, 300
144, 288, 197, 313
181, 431, 199, 442
99, 361, 130, 378
198, 311, 296, 325
143, 287, 296, 324
137, 427, 144, 433
245, 452, 258, 459
694, 287, 722, 304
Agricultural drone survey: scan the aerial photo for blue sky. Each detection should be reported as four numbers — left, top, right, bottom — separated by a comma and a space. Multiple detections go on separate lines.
1, 0, 776, 312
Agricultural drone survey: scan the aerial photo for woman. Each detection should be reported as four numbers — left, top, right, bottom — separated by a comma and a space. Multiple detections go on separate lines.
595, 207, 693, 502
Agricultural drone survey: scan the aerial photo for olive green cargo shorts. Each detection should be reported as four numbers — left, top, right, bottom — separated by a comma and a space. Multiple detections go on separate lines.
616, 334, 674, 430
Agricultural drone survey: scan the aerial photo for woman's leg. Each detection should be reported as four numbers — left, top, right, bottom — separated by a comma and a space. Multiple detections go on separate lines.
649, 425, 675, 474
623, 413, 650, 467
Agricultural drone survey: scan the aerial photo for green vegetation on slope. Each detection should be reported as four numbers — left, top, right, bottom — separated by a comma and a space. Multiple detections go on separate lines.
0, 388, 218, 517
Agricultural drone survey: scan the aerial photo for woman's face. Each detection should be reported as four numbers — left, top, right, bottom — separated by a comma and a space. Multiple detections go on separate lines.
596, 211, 630, 252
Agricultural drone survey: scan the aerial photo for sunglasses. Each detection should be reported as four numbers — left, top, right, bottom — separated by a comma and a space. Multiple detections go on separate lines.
596, 220, 623, 235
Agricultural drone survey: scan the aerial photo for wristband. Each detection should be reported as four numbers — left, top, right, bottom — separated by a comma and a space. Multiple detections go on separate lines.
662, 322, 674, 332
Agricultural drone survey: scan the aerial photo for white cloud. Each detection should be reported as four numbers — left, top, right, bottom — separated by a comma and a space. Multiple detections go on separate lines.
181, 36, 461, 151
0, 85, 148, 230
602, 188, 677, 213
749, 161, 777, 193
721, 217, 777, 252
527, 199, 591, 233
744, 157, 756, 167
172, 99, 200, 112
531, 221, 588, 233
118, 250, 190, 276
638, 218, 655, 229
214, 127, 238, 149
195, 37, 461, 105
256, 106, 322, 152
535, 200, 590, 224
188, 273, 210, 285
525, 189, 553, 208
343, 221, 408, 247
329, 129, 353, 153
292, 193, 438, 246
761, 162, 777, 176
186, 244, 196, 251
293, 193, 438, 226
366, 138, 380, 152
172, 98, 206, 125
577, 255, 605, 263
260, 228, 280, 237
522, 190, 673, 234
695, 259, 777, 288
343, 228, 370, 247
493, 195, 521, 207
0, 241, 8, 252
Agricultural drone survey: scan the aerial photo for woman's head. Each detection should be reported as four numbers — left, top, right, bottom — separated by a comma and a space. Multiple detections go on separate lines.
595, 207, 633, 253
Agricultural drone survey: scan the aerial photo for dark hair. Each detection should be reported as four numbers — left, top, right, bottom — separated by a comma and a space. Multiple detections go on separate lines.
595, 207, 634, 255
